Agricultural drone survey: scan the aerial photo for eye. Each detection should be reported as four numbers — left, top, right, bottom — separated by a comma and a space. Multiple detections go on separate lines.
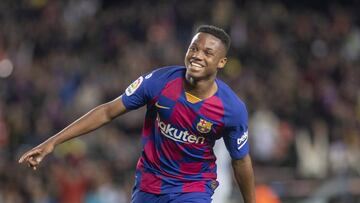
205, 50, 213, 56
189, 46, 197, 52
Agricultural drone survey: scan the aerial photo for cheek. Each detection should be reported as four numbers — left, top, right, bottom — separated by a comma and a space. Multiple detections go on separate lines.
207, 58, 217, 67
207, 60, 220, 72
185, 50, 192, 58
185, 54, 191, 63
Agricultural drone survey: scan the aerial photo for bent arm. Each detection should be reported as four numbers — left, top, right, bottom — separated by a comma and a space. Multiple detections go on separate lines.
49, 96, 127, 146
19, 96, 128, 168
232, 154, 256, 203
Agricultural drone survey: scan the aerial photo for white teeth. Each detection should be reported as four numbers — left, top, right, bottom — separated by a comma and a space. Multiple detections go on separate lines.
191, 62, 202, 67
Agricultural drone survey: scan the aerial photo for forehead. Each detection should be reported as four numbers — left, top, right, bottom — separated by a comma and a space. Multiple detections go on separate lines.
190, 32, 225, 51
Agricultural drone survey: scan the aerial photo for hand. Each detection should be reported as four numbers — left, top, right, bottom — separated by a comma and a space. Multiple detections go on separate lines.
18, 141, 55, 170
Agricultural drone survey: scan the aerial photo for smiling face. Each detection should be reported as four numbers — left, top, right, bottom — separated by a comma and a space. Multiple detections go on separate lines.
184, 32, 228, 82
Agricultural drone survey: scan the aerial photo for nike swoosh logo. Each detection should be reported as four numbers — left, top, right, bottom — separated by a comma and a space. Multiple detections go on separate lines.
155, 101, 170, 109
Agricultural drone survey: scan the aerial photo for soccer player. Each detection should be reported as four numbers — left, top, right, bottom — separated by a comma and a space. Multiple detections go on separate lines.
19, 25, 256, 203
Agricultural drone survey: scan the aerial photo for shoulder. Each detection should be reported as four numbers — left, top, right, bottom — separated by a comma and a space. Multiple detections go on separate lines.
139, 65, 185, 97
147, 65, 185, 80
216, 79, 246, 109
216, 79, 248, 125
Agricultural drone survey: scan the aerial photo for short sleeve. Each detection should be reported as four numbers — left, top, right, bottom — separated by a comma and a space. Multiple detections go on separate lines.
223, 102, 249, 160
121, 67, 180, 110
223, 125, 249, 159
121, 71, 159, 110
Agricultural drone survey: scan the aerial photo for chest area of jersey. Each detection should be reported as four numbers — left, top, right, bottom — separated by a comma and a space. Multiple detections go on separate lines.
154, 91, 225, 144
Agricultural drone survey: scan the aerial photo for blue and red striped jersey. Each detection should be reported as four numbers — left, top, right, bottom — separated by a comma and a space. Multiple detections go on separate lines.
121, 66, 249, 194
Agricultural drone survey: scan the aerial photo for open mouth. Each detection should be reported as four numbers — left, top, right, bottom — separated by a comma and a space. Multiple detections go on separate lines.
188, 61, 204, 71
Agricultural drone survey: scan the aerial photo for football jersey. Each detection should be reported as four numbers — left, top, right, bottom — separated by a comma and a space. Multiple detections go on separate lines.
121, 66, 249, 194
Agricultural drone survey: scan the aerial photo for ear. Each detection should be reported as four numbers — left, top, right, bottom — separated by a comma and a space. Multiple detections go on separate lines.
217, 57, 227, 69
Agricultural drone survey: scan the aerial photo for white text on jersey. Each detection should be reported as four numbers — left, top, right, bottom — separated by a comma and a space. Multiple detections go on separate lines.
237, 130, 248, 150
157, 116, 205, 144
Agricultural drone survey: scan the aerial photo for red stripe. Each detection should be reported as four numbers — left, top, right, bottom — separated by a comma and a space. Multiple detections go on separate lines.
143, 140, 160, 167
180, 162, 202, 175
162, 78, 183, 100
202, 172, 217, 179
198, 96, 224, 122
182, 181, 206, 192
136, 157, 144, 170
142, 117, 153, 137
161, 139, 184, 161
140, 172, 162, 194
170, 102, 197, 130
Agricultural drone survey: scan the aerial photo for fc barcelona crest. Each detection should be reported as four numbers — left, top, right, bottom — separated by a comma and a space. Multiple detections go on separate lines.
196, 119, 213, 134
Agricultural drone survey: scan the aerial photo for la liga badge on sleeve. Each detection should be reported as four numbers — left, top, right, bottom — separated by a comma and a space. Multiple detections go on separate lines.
125, 76, 143, 96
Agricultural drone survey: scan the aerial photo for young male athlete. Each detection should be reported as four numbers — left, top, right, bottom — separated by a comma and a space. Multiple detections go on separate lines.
19, 25, 256, 203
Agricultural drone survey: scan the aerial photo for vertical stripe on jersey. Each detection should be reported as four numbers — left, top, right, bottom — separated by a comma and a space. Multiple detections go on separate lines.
160, 138, 184, 161
198, 96, 225, 139
170, 102, 198, 130
140, 172, 162, 194
142, 117, 153, 137
198, 96, 224, 122
143, 139, 160, 168
161, 78, 182, 101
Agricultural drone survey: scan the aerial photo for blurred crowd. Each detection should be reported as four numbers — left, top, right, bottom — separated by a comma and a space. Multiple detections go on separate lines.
0, 0, 359, 203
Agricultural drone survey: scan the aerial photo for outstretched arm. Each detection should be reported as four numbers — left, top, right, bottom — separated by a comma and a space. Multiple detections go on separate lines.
232, 154, 256, 203
19, 96, 127, 169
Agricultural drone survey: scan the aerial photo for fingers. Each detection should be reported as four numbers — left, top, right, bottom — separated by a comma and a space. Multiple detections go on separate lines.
27, 157, 40, 170
18, 148, 42, 163
18, 148, 45, 170
22, 154, 43, 170
26, 161, 37, 170
28, 156, 38, 166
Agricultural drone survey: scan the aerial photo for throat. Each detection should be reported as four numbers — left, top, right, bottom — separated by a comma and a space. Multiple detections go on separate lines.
184, 78, 218, 102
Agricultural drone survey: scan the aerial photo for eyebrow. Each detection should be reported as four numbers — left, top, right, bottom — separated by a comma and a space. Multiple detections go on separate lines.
191, 41, 218, 53
205, 47, 214, 52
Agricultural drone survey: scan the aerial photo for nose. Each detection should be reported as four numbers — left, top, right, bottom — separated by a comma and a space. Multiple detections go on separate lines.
192, 50, 204, 61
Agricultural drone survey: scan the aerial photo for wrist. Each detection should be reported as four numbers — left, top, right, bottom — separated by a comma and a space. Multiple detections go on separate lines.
46, 137, 58, 147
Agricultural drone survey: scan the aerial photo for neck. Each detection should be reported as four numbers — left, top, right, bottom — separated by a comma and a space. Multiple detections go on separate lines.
184, 75, 218, 100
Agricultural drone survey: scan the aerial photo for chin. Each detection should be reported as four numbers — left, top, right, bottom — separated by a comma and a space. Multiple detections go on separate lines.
185, 69, 200, 78
186, 73, 205, 85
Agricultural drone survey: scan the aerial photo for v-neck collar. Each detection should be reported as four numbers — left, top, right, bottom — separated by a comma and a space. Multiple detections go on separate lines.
181, 78, 219, 105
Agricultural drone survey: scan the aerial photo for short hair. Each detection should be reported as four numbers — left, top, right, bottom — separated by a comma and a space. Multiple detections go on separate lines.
196, 25, 231, 52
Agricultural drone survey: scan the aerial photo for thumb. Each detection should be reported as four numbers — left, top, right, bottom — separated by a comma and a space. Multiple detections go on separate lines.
35, 153, 46, 163
18, 148, 42, 163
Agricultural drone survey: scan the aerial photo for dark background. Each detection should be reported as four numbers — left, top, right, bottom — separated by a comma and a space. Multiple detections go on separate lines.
0, 0, 359, 202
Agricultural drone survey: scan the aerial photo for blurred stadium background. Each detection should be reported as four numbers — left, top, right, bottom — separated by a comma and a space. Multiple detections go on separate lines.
0, 0, 359, 202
